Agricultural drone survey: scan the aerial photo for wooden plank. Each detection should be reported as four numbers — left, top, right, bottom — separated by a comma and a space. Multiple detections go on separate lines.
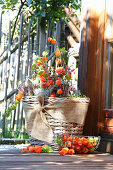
1, 152, 113, 170
45, 21, 50, 49
8, 20, 12, 92
64, 7, 80, 31
22, 43, 27, 81
36, 18, 39, 56
105, 44, 113, 108
0, 11, 2, 45
47, 21, 52, 67
78, 0, 87, 92
39, 21, 46, 56
16, 103, 20, 130
67, 35, 77, 47
0, 89, 17, 103
105, 43, 111, 108
65, 20, 80, 42
16, 14, 23, 84
0, 62, 2, 86
1, 61, 5, 133
12, 98, 16, 130
55, 21, 61, 47
83, 0, 99, 135
0, 28, 35, 65
60, 20, 65, 48
26, 20, 31, 77
30, 34, 34, 75
99, 0, 113, 132
82, 8, 89, 94
3, 61, 8, 137
13, 51, 19, 131
2, 19, 12, 137
94, 0, 106, 133
16, 14, 23, 132
20, 41, 27, 137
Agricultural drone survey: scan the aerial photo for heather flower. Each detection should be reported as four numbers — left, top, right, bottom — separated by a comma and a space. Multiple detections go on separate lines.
34, 73, 36, 76
56, 58, 61, 65
56, 67, 66, 76
47, 77, 49, 80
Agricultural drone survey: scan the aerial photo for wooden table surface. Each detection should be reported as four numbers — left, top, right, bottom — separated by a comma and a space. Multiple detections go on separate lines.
0, 149, 113, 170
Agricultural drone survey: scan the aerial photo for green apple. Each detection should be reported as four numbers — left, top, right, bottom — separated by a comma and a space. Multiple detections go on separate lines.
88, 137, 94, 143
94, 137, 99, 143
45, 146, 53, 153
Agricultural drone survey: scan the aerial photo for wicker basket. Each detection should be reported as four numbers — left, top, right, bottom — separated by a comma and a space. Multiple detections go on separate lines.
22, 96, 90, 149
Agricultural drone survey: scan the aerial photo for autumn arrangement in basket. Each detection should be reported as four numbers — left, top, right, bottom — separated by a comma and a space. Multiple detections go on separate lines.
30, 37, 82, 98
5, 37, 83, 117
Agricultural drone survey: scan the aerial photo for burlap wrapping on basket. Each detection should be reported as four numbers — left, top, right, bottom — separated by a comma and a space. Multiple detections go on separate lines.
22, 94, 89, 143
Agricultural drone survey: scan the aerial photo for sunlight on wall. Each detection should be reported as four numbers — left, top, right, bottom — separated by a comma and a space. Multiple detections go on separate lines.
105, 25, 112, 39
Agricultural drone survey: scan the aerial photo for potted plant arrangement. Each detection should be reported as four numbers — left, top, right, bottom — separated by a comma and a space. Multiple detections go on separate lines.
5, 37, 90, 148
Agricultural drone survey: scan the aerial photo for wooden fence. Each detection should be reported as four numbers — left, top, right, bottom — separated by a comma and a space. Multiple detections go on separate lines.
0, 12, 65, 139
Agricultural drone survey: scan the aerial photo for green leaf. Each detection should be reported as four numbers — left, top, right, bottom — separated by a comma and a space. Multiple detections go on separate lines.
5, 111, 11, 118
41, 148, 46, 152
10, 104, 16, 110
45, 146, 53, 153
41, 11, 46, 17
66, 17, 71, 22
2, 4, 6, 9
71, 14, 74, 17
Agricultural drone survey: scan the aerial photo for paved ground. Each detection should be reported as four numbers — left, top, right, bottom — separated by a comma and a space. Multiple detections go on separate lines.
0, 145, 113, 170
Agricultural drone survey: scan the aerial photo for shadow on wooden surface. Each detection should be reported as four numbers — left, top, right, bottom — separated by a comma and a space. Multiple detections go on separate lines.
0, 147, 113, 170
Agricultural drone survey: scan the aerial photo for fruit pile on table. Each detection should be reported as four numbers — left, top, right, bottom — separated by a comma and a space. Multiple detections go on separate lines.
56, 134, 100, 156
22, 144, 53, 153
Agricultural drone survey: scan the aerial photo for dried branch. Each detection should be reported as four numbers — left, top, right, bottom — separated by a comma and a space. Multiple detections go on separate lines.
11, 0, 27, 42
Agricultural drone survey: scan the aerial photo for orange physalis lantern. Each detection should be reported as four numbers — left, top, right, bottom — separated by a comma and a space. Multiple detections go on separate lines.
57, 89, 63, 94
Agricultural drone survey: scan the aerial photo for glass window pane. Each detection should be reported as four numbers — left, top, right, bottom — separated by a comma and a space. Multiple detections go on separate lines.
106, 43, 113, 109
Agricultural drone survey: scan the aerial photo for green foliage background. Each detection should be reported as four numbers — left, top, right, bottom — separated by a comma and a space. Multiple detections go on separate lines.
0, 0, 81, 40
